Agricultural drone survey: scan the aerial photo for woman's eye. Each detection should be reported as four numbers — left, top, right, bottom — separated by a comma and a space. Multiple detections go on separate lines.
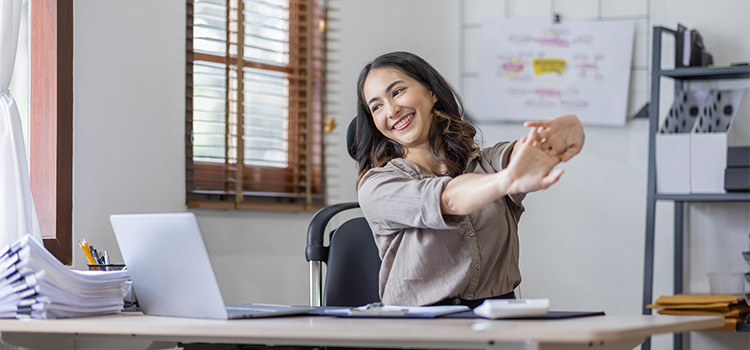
393, 88, 404, 96
372, 104, 381, 112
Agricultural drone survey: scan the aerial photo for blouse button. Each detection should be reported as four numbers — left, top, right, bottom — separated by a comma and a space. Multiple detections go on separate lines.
475, 263, 481, 270
467, 231, 475, 237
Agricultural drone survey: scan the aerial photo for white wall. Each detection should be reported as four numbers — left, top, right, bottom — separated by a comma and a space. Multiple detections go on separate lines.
71, 1, 748, 349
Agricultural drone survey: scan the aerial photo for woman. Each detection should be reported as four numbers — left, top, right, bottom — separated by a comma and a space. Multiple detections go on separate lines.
355, 51, 584, 307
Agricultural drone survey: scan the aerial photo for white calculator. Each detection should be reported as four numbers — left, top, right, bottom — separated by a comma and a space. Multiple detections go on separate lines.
473, 298, 550, 319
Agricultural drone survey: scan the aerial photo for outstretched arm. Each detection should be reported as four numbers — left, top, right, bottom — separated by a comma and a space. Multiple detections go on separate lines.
441, 128, 563, 216
524, 113, 585, 162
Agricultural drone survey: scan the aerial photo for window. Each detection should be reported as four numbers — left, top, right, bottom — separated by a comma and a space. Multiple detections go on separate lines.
186, 0, 326, 211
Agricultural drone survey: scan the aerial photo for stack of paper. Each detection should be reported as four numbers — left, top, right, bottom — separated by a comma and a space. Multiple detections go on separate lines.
0, 235, 129, 319
648, 294, 749, 332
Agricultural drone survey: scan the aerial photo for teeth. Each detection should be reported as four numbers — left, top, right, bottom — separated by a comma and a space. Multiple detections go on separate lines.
393, 114, 414, 129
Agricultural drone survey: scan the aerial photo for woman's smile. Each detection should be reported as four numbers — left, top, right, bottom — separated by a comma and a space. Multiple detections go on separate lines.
392, 113, 414, 130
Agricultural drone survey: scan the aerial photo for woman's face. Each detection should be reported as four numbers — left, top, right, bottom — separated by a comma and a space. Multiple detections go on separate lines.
362, 67, 437, 151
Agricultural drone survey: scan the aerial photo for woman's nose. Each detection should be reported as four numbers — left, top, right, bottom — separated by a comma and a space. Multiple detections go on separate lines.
386, 102, 400, 118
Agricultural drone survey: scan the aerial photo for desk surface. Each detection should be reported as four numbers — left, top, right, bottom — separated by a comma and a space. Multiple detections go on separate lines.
0, 312, 724, 350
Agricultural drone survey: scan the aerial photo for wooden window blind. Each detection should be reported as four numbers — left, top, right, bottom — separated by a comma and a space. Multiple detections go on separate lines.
186, 0, 326, 211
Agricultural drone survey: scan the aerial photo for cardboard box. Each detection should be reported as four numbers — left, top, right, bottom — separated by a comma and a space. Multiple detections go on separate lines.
690, 88, 750, 193
656, 90, 707, 193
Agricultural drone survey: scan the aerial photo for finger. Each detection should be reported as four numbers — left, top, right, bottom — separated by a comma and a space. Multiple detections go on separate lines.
524, 120, 549, 128
541, 169, 564, 188
528, 125, 540, 140
560, 146, 581, 162
535, 127, 550, 140
528, 127, 541, 147
562, 151, 579, 162
523, 135, 534, 145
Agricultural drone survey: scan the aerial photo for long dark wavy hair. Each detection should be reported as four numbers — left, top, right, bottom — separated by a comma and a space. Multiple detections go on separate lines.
355, 51, 477, 183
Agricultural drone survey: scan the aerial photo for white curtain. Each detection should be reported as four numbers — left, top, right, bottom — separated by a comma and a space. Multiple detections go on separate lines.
1, 0, 41, 249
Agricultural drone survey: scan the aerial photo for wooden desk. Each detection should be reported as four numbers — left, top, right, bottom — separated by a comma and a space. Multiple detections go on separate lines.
0, 312, 723, 350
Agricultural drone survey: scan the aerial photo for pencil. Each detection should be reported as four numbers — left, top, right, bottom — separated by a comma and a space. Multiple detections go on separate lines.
79, 239, 98, 269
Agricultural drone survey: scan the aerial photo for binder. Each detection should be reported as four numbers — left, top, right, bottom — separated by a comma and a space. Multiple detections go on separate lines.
675, 23, 687, 67
675, 24, 714, 67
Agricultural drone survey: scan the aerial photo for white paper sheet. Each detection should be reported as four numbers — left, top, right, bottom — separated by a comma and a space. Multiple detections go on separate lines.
0, 235, 128, 319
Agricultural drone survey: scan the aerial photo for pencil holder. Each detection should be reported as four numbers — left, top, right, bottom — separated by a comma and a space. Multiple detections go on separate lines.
87, 264, 126, 271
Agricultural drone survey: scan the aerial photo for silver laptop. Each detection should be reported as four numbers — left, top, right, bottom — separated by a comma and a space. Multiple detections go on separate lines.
110, 212, 315, 319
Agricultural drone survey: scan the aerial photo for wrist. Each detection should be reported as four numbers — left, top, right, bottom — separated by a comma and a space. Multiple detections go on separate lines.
496, 168, 517, 195
508, 139, 521, 164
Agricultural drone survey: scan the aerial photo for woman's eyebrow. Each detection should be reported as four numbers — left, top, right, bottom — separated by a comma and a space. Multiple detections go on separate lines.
368, 80, 403, 105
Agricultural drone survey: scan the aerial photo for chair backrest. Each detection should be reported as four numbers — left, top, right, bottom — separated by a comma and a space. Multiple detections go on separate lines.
305, 117, 381, 307
323, 217, 381, 307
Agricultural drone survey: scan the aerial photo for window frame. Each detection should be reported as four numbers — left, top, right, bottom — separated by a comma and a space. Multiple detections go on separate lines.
186, 0, 326, 212
29, 0, 74, 264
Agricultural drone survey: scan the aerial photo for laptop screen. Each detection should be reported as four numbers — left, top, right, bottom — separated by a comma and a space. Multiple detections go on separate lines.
110, 212, 229, 319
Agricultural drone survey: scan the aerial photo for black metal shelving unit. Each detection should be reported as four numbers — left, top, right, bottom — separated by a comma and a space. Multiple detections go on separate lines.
642, 26, 750, 350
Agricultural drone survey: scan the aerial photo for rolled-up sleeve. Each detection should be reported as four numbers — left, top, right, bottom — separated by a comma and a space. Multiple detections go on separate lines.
358, 165, 455, 234
479, 141, 526, 209
480, 140, 514, 170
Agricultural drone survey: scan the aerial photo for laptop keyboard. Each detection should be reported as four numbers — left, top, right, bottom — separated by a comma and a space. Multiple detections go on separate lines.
225, 304, 316, 318
226, 307, 270, 317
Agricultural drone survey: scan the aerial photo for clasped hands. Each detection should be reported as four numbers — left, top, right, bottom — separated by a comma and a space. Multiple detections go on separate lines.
524, 113, 585, 162
507, 114, 585, 194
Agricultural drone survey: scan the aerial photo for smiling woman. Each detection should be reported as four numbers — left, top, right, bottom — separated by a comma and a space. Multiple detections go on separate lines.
355, 52, 478, 180
353, 51, 584, 307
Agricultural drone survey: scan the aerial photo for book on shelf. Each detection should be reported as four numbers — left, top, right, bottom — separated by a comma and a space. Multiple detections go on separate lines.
0, 235, 129, 319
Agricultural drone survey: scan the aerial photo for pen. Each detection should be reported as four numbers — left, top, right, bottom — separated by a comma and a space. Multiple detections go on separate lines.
89, 245, 104, 269
94, 247, 105, 265
348, 302, 409, 316
103, 251, 110, 271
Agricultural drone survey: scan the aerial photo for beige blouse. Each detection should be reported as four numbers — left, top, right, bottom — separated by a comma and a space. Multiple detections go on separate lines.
357, 141, 525, 306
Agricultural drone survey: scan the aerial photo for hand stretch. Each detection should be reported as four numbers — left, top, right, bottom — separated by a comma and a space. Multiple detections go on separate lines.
506, 127, 564, 194
524, 113, 584, 162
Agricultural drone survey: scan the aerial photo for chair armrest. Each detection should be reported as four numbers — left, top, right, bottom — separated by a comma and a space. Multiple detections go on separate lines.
305, 202, 360, 262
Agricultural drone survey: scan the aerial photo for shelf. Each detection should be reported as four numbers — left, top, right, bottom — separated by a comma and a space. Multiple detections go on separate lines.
659, 65, 750, 80
644, 26, 750, 350
655, 193, 750, 202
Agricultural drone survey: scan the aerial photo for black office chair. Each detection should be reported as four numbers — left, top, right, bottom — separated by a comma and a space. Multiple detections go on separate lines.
304, 118, 381, 307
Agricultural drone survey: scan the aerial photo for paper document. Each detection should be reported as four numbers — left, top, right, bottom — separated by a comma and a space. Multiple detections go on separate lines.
0, 235, 129, 319
322, 303, 469, 318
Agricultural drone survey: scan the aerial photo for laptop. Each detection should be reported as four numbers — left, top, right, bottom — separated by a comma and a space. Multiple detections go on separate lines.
110, 212, 316, 319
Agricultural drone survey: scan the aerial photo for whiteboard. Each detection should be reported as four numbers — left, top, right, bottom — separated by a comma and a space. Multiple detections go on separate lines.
475, 19, 635, 126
